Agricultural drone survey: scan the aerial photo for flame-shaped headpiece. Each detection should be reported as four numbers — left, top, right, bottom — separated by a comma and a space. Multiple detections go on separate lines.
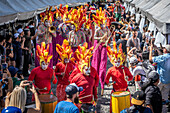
74, 43, 94, 72
40, 6, 54, 24
56, 39, 74, 63
106, 41, 126, 66
36, 42, 53, 65
92, 7, 108, 28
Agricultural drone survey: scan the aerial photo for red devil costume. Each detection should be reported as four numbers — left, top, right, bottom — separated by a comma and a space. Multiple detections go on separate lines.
105, 41, 133, 91
105, 41, 133, 113
29, 42, 57, 94
55, 39, 75, 102
70, 43, 99, 104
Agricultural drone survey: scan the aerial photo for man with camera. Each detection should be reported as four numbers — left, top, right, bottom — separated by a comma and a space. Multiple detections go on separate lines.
149, 43, 170, 113
0, 67, 13, 110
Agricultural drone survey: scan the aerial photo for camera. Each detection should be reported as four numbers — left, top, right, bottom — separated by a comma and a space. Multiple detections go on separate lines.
26, 81, 33, 88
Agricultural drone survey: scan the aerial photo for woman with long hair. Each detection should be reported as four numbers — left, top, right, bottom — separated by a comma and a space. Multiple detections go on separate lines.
2, 80, 41, 113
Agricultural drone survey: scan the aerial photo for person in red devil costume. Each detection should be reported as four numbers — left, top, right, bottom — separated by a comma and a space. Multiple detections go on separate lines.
105, 41, 133, 113
70, 43, 99, 111
55, 39, 75, 102
28, 42, 57, 94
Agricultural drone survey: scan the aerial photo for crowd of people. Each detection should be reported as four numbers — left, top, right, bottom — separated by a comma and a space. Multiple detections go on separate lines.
0, 0, 170, 113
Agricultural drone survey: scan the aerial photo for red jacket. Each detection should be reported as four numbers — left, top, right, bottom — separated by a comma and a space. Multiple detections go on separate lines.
69, 66, 99, 87
28, 66, 57, 94
70, 66, 99, 103
105, 66, 133, 91
55, 62, 74, 85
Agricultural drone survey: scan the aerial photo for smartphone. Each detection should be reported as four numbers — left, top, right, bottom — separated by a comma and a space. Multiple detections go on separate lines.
1, 55, 6, 63
2, 63, 8, 73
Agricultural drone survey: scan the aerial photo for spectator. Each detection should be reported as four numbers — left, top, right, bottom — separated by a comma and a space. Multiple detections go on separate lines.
54, 83, 83, 113
0, 69, 13, 110
13, 33, 26, 70
18, 28, 24, 39
116, 33, 127, 54
126, 29, 140, 53
136, 26, 142, 45
8, 66, 24, 88
5, 35, 14, 66
115, 24, 122, 41
0, 35, 6, 56
144, 71, 162, 113
121, 91, 152, 113
2, 80, 41, 113
149, 44, 170, 113
29, 20, 36, 50
23, 28, 33, 76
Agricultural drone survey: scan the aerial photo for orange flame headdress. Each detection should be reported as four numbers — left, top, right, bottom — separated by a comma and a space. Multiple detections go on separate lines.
65, 6, 87, 31
92, 7, 108, 28
55, 4, 70, 20
56, 39, 74, 63
40, 6, 54, 24
36, 42, 53, 65
74, 42, 94, 72
106, 41, 126, 66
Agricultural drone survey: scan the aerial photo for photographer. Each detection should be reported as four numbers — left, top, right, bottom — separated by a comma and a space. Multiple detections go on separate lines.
0, 69, 13, 110
149, 43, 170, 113
0, 68, 13, 96
2, 80, 41, 113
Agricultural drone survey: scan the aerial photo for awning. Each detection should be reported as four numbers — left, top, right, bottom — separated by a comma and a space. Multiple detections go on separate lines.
0, 0, 90, 25
145, 0, 170, 34
130, 0, 142, 6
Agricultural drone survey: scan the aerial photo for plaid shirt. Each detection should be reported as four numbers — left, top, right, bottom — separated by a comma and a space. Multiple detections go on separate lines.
37, 24, 54, 44
95, 27, 110, 40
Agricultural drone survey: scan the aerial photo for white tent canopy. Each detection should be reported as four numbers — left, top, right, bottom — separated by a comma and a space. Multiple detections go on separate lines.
126, 0, 170, 34
0, 0, 91, 25
154, 32, 167, 47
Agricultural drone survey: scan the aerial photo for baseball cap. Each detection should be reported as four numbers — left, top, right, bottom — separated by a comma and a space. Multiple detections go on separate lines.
14, 33, 19, 38
65, 83, 83, 96
131, 91, 146, 105
130, 57, 138, 64
164, 45, 170, 52
148, 71, 159, 83
8, 66, 19, 77
17, 28, 23, 34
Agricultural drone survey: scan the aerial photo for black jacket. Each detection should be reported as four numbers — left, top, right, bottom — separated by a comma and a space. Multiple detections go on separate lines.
145, 84, 162, 113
